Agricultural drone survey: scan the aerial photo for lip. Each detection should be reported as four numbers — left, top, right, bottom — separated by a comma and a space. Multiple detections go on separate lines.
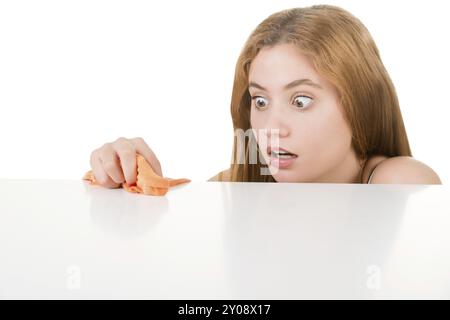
269, 154, 298, 169
267, 146, 298, 156
267, 146, 298, 169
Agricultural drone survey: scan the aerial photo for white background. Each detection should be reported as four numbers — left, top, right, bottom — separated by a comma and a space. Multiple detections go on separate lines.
0, 0, 448, 183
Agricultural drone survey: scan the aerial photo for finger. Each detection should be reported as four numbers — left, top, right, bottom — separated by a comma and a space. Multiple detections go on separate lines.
112, 137, 137, 185
99, 143, 126, 184
132, 137, 163, 176
90, 150, 121, 188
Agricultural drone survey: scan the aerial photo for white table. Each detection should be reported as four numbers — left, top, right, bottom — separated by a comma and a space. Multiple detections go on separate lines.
0, 179, 449, 299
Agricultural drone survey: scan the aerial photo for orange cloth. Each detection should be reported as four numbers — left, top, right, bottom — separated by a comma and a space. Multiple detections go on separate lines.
83, 153, 190, 196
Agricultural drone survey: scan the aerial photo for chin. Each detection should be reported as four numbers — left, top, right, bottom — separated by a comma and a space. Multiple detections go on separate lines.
269, 168, 300, 183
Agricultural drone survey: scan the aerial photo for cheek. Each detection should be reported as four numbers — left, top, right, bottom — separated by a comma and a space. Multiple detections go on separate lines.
250, 109, 265, 139
302, 111, 353, 162
250, 107, 259, 129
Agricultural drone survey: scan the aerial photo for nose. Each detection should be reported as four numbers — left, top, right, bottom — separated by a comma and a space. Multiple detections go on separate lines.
264, 111, 290, 139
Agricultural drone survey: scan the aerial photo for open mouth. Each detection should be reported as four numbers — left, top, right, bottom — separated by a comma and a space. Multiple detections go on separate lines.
267, 146, 298, 158
270, 150, 298, 159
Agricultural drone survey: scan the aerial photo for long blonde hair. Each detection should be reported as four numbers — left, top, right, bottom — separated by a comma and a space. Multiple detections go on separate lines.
226, 4, 412, 182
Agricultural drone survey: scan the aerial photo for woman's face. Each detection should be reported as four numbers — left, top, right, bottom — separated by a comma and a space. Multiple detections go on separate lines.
249, 43, 360, 183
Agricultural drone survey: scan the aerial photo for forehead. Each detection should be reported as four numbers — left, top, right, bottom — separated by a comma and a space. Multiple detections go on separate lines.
248, 43, 322, 87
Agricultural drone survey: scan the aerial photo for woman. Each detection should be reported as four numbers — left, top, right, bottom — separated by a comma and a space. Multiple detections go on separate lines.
88, 5, 442, 187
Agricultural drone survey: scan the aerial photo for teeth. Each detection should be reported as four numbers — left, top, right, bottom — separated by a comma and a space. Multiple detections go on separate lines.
274, 154, 295, 158
271, 150, 296, 158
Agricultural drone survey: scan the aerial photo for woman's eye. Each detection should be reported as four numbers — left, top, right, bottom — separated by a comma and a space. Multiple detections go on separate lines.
252, 96, 268, 108
293, 95, 313, 109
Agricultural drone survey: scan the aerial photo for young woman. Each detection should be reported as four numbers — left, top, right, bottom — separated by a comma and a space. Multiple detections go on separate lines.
88, 5, 442, 187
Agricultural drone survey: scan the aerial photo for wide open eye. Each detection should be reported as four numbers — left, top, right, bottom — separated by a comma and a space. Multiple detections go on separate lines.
293, 95, 313, 109
252, 96, 268, 108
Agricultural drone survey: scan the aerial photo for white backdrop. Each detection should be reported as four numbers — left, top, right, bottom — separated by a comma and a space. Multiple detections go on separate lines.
0, 0, 448, 183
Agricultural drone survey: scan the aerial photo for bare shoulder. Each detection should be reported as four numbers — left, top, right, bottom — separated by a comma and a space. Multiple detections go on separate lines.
208, 168, 232, 182
362, 155, 389, 183
370, 156, 442, 184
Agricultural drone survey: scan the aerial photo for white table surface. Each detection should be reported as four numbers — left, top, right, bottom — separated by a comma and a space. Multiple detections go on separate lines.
0, 178, 449, 299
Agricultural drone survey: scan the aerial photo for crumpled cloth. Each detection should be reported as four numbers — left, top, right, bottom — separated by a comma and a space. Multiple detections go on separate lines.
83, 153, 190, 196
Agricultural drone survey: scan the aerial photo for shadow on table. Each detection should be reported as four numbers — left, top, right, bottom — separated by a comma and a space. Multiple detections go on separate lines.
220, 182, 429, 299
83, 183, 169, 237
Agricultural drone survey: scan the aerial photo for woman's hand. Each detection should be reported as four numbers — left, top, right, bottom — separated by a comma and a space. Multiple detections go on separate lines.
89, 137, 163, 188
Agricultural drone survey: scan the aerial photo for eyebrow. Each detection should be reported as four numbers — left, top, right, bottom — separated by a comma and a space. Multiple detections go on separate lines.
248, 78, 323, 91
